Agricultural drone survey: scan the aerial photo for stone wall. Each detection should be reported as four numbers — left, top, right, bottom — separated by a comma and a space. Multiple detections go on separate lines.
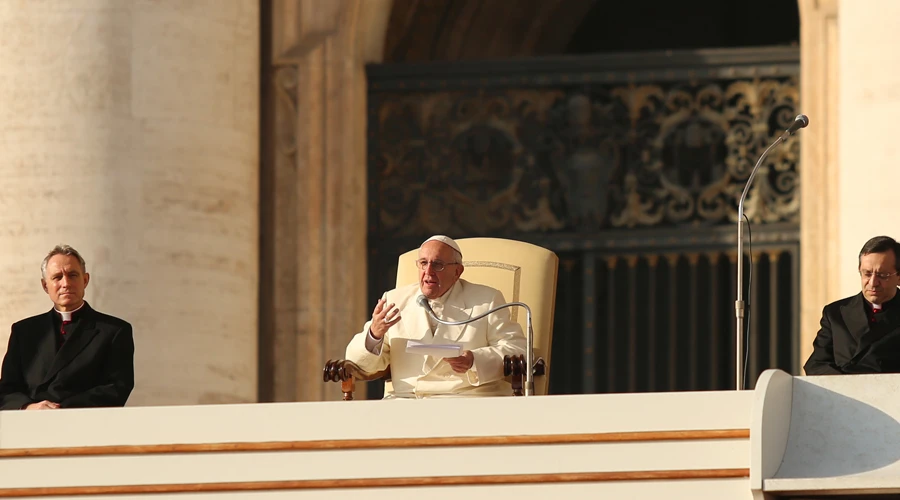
0, 0, 260, 405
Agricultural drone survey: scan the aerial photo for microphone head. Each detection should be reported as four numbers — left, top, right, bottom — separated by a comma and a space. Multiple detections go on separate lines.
416, 295, 429, 308
795, 114, 809, 128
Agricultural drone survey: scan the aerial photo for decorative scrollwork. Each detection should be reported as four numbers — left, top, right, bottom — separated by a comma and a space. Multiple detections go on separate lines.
372, 75, 799, 235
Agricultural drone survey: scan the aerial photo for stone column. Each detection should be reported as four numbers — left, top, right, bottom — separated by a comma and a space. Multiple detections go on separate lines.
260, 0, 392, 402
0, 1, 259, 405
798, 0, 840, 367
836, 1, 900, 297
800, 0, 900, 369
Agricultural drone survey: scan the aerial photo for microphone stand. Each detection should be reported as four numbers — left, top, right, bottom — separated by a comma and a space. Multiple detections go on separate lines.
418, 297, 535, 396
735, 122, 804, 390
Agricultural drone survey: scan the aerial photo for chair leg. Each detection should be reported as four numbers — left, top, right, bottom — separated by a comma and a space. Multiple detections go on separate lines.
341, 378, 355, 401
505, 354, 525, 396
511, 375, 524, 396
504, 355, 545, 396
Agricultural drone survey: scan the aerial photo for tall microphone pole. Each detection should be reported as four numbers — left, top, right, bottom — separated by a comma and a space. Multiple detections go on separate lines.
735, 114, 809, 390
417, 295, 536, 396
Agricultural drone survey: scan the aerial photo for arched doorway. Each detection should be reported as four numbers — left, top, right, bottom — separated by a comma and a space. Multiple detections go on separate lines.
382, 0, 798, 61
259, 0, 840, 403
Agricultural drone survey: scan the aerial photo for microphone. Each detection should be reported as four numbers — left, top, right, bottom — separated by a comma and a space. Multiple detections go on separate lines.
734, 113, 809, 390
779, 114, 809, 141
416, 295, 434, 316
416, 294, 537, 396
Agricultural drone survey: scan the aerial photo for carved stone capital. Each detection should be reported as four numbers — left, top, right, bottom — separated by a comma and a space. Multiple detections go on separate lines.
271, 0, 341, 64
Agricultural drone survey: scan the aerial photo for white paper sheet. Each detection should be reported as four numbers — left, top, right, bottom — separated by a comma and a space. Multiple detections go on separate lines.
405, 340, 462, 358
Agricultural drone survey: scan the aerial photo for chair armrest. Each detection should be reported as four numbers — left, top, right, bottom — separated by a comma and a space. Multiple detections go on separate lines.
503, 355, 546, 396
324, 356, 542, 399
323, 359, 391, 401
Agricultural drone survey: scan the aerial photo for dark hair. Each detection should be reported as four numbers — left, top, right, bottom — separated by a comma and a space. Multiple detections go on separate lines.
858, 236, 900, 271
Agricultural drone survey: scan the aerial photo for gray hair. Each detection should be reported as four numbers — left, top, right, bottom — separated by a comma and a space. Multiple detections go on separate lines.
41, 245, 87, 278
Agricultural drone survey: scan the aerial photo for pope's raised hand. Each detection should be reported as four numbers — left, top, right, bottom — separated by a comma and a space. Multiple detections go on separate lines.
369, 298, 401, 339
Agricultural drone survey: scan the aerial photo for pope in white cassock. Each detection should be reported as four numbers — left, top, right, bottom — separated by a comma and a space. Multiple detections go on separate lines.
345, 235, 526, 398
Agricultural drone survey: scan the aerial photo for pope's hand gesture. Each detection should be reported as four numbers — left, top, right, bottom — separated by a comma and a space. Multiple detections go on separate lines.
369, 298, 401, 339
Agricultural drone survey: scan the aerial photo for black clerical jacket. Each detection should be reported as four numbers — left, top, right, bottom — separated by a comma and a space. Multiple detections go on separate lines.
0, 302, 134, 410
804, 293, 900, 375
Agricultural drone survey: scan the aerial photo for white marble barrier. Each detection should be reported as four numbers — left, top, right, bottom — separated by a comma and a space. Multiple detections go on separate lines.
752, 369, 900, 498
0, 391, 753, 499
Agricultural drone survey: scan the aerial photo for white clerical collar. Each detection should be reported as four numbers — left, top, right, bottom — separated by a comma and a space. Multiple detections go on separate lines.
429, 281, 459, 308
55, 302, 85, 322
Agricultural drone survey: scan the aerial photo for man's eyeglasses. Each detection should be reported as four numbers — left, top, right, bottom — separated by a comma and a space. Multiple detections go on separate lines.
860, 270, 899, 280
415, 259, 460, 272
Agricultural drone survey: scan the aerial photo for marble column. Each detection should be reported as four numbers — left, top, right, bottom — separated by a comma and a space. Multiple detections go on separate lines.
798, 0, 840, 366
0, 0, 260, 405
800, 0, 900, 369
260, 0, 392, 402
836, 1, 900, 297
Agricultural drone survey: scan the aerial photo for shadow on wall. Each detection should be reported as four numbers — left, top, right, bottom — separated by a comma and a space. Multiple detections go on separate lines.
777, 378, 900, 478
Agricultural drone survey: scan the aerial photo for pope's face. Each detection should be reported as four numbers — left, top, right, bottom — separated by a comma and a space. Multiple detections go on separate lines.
417, 241, 464, 300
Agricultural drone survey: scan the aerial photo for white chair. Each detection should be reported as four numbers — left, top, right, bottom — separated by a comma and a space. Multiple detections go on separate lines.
324, 237, 559, 398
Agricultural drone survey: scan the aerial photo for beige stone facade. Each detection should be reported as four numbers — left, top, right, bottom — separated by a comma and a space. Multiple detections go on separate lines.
258, 0, 392, 402
0, 0, 892, 404
799, 0, 900, 363
0, 0, 260, 405
798, 0, 840, 366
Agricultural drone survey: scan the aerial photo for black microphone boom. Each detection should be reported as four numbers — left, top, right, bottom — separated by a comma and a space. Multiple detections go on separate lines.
735, 113, 809, 390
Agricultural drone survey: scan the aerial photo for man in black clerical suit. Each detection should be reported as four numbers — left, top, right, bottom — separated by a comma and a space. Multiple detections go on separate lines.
0, 245, 134, 410
805, 236, 900, 375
